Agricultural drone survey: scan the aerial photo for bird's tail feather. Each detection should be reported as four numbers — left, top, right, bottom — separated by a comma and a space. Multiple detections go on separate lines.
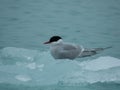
78, 46, 112, 58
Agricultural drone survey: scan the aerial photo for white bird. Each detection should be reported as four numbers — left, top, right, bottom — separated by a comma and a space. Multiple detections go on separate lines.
44, 36, 111, 60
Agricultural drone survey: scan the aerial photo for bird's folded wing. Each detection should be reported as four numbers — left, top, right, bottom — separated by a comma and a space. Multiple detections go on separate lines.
63, 43, 80, 50
58, 44, 82, 59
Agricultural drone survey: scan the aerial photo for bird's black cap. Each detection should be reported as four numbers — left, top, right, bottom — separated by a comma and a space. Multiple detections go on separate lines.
44, 36, 62, 44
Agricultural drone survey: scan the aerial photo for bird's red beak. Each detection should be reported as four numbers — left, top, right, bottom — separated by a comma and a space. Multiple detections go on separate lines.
44, 41, 50, 44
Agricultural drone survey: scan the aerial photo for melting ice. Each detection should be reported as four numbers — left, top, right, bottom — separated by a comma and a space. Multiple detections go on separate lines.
0, 47, 120, 85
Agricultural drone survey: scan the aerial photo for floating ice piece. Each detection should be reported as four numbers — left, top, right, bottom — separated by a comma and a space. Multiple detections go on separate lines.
79, 56, 120, 71
26, 62, 44, 71
1, 47, 38, 61
26, 63, 36, 69
15, 74, 31, 82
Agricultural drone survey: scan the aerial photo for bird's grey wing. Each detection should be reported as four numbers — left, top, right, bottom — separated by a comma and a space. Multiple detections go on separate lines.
78, 46, 112, 58
58, 44, 82, 59
63, 44, 78, 50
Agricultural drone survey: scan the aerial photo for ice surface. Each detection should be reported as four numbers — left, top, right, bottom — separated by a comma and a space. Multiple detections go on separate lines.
79, 56, 120, 71
0, 47, 120, 85
15, 75, 32, 82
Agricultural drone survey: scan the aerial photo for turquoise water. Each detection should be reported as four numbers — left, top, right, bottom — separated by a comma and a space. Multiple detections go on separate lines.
0, 0, 120, 90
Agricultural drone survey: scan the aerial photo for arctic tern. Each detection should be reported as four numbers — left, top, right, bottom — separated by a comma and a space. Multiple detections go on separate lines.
44, 36, 111, 60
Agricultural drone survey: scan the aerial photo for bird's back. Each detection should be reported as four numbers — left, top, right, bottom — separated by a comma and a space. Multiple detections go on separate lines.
50, 43, 82, 59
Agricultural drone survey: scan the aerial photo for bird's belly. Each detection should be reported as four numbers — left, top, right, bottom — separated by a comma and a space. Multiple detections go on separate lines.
50, 50, 60, 59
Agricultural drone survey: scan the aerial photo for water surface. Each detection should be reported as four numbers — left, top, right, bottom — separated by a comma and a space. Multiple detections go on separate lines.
0, 0, 120, 90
